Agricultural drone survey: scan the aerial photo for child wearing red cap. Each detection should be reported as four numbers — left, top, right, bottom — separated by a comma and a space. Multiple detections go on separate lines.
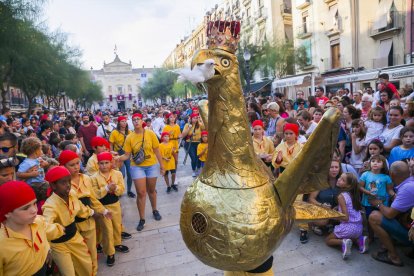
86, 136, 111, 176
197, 131, 209, 168
90, 152, 129, 267
162, 113, 181, 170
60, 150, 111, 275
42, 166, 94, 275
0, 180, 63, 276
159, 132, 177, 193
272, 123, 303, 173
252, 120, 274, 166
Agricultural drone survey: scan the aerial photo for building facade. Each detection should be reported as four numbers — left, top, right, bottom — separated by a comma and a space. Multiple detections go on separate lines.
291, 0, 413, 93
164, 0, 294, 76
91, 55, 154, 111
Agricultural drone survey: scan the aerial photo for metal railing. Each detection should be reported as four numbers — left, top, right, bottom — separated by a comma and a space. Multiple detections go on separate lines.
369, 12, 403, 37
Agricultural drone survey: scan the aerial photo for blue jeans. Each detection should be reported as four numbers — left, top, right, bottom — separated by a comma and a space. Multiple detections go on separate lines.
381, 217, 413, 246
120, 158, 133, 193
186, 142, 201, 171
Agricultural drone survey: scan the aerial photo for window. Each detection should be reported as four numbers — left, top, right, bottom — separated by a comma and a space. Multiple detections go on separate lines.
128, 85, 132, 92
303, 40, 312, 66
117, 86, 123, 94
141, 73, 147, 78
258, 0, 264, 8
108, 86, 112, 92
302, 11, 309, 33
331, 44, 341, 69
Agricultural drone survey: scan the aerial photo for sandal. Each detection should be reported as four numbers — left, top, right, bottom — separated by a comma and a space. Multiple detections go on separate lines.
371, 251, 403, 267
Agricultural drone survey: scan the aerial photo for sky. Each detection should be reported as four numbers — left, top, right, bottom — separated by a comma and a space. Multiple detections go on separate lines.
44, 0, 220, 70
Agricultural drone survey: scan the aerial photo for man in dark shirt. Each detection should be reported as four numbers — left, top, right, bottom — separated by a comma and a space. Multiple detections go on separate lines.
77, 114, 97, 160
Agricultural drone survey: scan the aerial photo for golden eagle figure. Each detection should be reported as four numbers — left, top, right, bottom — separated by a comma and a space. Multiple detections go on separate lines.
180, 20, 343, 272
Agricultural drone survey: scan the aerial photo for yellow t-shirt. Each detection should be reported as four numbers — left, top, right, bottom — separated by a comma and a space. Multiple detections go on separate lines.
253, 136, 275, 155
109, 129, 132, 151
272, 141, 303, 169
159, 142, 176, 171
197, 143, 208, 162
183, 123, 204, 142
0, 216, 52, 276
124, 130, 160, 166
85, 154, 98, 176
163, 124, 181, 152
90, 170, 125, 199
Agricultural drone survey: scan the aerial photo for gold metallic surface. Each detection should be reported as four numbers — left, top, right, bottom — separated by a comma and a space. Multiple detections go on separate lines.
197, 99, 209, 129
180, 48, 342, 271
293, 200, 344, 223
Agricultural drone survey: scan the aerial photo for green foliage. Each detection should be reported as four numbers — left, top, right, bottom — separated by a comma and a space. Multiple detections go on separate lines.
237, 41, 310, 81
0, 0, 102, 112
141, 68, 177, 103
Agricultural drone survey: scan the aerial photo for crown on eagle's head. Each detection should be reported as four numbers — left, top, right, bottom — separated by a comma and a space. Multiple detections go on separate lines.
206, 20, 241, 53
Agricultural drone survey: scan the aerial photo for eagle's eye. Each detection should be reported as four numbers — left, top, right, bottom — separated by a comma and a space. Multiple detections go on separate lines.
220, 58, 230, 67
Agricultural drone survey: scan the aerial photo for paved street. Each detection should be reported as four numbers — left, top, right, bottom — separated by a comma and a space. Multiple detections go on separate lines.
98, 153, 414, 276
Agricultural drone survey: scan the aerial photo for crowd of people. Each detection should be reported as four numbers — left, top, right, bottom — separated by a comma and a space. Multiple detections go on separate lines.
0, 72, 413, 274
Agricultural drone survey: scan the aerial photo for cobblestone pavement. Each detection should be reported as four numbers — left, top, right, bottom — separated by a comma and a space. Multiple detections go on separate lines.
98, 153, 414, 276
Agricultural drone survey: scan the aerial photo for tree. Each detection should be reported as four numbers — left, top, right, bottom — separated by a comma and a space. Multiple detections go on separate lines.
0, 0, 46, 108
140, 69, 176, 103
237, 41, 309, 82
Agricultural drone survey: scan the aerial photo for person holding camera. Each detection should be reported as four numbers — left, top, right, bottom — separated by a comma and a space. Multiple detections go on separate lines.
116, 113, 165, 232
109, 116, 134, 198
97, 112, 116, 141
181, 113, 205, 177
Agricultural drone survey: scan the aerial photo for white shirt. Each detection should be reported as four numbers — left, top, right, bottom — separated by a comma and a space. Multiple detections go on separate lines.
379, 124, 403, 147
96, 122, 116, 139
305, 121, 318, 136
364, 120, 384, 145
152, 117, 165, 139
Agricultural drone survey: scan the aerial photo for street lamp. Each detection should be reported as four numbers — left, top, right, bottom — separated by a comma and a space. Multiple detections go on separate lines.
243, 48, 251, 97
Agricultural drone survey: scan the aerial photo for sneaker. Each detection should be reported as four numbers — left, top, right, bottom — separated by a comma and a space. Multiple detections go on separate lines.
136, 219, 145, 231
192, 171, 196, 177
166, 186, 171, 193
127, 191, 136, 198
121, 232, 132, 240
358, 236, 368, 254
153, 210, 162, 221
312, 226, 323, 236
171, 184, 178, 192
106, 255, 115, 266
97, 244, 103, 253
342, 239, 352, 259
115, 245, 129, 253
300, 230, 309, 244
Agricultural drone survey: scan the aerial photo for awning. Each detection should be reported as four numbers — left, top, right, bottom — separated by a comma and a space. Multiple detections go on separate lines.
324, 70, 379, 85
272, 75, 308, 88
244, 80, 272, 94
381, 65, 414, 81
373, 0, 393, 30
375, 39, 393, 68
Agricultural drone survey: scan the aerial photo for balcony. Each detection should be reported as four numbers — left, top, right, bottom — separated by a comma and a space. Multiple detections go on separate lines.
296, 0, 310, 9
324, 0, 336, 3
369, 12, 402, 40
280, 3, 292, 25
296, 22, 312, 39
243, 17, 254, 30
255, 8, 267, 24
372, 54, 402, 69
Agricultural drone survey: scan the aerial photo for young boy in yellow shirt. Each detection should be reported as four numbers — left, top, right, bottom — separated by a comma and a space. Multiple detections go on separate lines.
0, 180, 63, 276
91, 152, 129, 267
197, 131, 208, 168
59, 149, 111, 275
42, 166, 94, 276
159, 132, 177, 193
85, 136, 110, 176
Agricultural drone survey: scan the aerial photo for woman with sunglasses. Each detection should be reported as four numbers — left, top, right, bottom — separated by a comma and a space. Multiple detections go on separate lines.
117, 113, 165, 232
